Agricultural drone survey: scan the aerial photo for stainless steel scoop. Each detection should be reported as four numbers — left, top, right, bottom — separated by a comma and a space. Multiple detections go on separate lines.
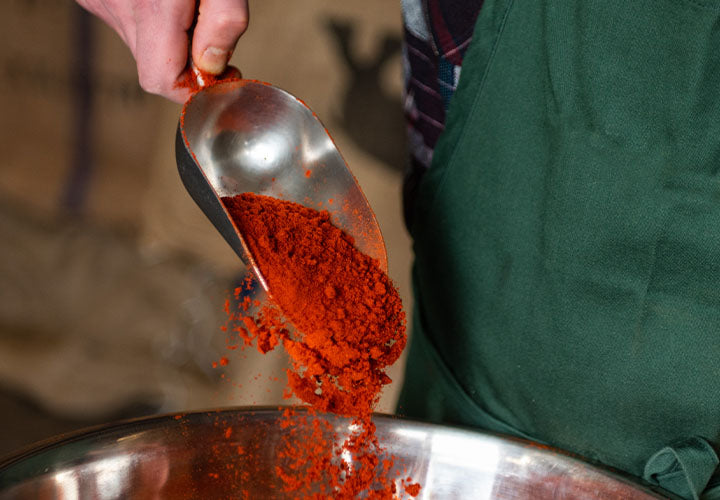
175, 80, 388, 291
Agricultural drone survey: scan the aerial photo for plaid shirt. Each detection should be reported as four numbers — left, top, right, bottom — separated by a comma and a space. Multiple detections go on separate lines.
402, 0, 484, 227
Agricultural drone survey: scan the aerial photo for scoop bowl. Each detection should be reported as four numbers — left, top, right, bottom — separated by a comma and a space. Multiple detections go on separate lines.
176, 80, 388, 291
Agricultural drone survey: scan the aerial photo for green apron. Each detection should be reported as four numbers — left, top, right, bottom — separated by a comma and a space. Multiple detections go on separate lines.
397, 1, 720, 498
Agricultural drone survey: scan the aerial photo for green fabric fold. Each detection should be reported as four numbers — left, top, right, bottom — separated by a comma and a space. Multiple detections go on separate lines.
643, 437, 719, 500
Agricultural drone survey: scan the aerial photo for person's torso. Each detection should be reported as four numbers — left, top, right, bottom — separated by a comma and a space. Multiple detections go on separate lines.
402, 1, 720, 497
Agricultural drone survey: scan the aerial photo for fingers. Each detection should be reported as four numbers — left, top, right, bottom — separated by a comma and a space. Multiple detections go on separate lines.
192, 0, 249, 75
133, 0, 196, 103
78, 0, 248, 103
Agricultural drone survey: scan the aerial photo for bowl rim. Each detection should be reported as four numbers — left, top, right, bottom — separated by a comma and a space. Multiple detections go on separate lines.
0, 405, 677, 499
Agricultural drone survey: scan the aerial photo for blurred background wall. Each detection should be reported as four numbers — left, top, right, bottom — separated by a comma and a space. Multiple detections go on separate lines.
0, 0, 411, 456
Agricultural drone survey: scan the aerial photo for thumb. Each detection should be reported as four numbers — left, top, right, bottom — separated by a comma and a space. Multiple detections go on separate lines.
192, 0, 249, 75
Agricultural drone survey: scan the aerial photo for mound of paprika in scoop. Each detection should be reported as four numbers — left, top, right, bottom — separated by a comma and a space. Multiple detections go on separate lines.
221, 193, 406, 418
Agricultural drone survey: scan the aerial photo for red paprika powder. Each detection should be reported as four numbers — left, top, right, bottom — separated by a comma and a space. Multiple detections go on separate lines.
220, 193, 420, 498
175, 65, 241, 93
222, 193, 406, 418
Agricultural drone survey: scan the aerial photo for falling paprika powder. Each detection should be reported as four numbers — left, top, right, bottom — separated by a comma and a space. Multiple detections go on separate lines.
221, 192, 420, 498
222, 193, 406, 418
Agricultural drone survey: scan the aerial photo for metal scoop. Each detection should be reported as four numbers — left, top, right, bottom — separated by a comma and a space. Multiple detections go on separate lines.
175, 80, 388, 291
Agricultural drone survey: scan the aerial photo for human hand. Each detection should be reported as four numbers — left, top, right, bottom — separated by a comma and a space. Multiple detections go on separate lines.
76, 0, 249, 103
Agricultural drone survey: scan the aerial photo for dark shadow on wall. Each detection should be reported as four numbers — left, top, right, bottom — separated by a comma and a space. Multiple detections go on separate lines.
325, 18, 407, 173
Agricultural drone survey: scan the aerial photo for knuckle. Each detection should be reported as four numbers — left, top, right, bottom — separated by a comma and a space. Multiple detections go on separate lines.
137, 71, 165, 95
211, 10, 248, 35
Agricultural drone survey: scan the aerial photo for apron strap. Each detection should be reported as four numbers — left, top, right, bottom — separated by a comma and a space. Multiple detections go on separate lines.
643, 436, 719, 499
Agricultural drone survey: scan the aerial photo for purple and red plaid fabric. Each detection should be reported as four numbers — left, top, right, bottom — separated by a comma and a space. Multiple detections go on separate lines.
401, 0, 484, 226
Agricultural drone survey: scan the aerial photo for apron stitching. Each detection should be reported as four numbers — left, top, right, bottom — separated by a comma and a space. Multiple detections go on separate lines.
420, 0, 516, 224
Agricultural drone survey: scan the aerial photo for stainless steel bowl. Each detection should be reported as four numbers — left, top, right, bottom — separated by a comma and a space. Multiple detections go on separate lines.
0, 408, 671, 499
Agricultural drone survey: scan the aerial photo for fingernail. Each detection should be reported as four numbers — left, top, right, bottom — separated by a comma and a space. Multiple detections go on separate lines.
198, 47, 228, 75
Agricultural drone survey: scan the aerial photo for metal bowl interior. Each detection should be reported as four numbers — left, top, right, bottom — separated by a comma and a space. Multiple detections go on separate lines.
0, 407, 671, 499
